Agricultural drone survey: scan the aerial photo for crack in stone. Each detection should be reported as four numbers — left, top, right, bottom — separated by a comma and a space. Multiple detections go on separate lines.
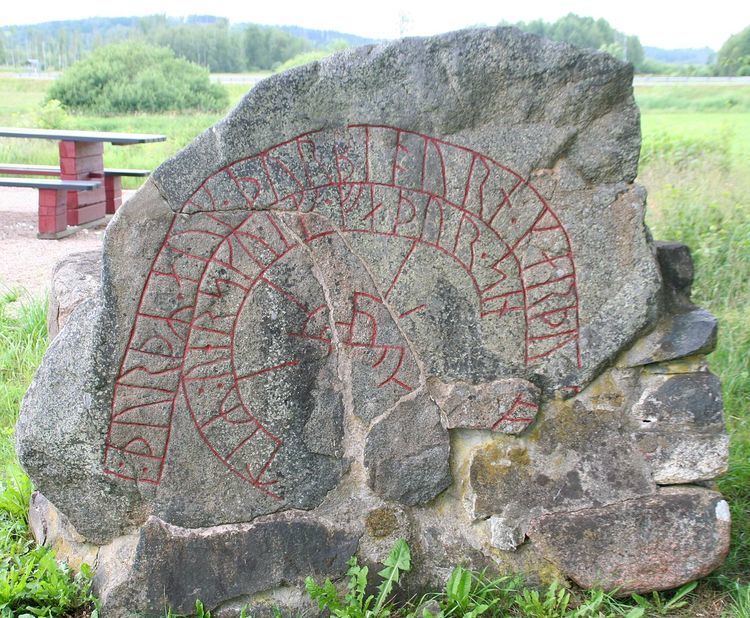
274, 210, 438, 439
275, 215, 367, 474
526, 489, 661, 522
328, 222, 437, 431
149, 176, 174, 210
330, 223, 428, 386
275, 215, 346, 390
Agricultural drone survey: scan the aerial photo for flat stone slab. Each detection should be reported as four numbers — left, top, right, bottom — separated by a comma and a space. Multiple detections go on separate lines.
528, 487, 731, 594
97, 514, 359, 617
654, 241, 694, 310
621, 308, 718, 367
48, 250, 102, 339
630, 371, 728, 483
364, 393, 451, 505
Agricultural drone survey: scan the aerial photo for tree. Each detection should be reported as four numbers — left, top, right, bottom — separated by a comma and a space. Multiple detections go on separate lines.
153, 20, 244, 72
548, 14, 616, 50
512, 13, 644, 69
48, 41, 228, 113
243, 25, 310, 71
600, 42, 624, 62
626, 35, 645, 71
717, 26, 750, 76
137, 15, 169, 36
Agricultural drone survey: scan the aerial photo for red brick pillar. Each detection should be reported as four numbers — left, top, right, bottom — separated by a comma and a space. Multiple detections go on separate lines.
59, 141, 106, 226
104, 175, 122, 214
37, 188, 67, 238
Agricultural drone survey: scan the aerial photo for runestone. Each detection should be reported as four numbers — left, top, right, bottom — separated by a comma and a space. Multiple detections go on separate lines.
17, 27, 730, 616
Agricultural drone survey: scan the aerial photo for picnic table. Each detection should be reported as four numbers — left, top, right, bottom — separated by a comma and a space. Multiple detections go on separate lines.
0, 127, 165, 239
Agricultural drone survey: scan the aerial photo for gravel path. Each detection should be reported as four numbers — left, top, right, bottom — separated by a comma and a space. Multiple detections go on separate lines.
0, 188, 136, 299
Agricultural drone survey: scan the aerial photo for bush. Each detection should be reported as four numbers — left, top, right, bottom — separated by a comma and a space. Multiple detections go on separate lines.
47, 41, 228, 114
35, 99, 69, 129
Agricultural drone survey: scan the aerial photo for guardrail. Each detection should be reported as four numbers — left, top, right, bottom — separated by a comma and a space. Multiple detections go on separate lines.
633, 76, 750, 85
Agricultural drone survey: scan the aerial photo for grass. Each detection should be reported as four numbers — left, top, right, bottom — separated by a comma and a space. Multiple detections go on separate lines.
634, 89, 750, 590
0, 79, 749, 615
635, 84, 750, 113
0, 289, 46, 468
0, 291, 96, 616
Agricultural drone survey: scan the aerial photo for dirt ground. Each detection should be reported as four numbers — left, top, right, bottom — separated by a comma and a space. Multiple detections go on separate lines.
0, 188, 136, 299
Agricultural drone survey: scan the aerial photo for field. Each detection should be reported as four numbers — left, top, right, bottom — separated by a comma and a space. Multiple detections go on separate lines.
0, 78, 749, 615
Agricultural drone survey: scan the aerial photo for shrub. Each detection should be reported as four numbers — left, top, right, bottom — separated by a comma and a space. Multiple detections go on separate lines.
47, 41, 228, 114
35, 99, 69, 129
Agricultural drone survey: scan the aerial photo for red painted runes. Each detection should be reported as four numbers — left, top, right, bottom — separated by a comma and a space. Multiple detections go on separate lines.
103, 125, 581, 496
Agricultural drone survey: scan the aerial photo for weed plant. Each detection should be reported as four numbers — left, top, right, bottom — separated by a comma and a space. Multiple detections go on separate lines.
304, 540, 710, 618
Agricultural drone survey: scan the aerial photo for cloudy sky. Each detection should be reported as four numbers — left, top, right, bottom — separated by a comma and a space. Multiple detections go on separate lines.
1, 0, 745, 50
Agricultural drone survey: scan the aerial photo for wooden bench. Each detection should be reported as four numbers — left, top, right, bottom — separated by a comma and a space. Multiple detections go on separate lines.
102, 168, 150, 212
0, 127, 164, 237
0, 164, 150, 214
0, 177, 102, 239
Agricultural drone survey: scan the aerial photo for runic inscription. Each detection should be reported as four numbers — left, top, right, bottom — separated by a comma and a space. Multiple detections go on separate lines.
103, 125, 581, 498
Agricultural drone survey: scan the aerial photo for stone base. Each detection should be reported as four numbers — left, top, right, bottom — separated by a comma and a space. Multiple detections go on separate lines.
31, 494, 358, 616
31, 481, 730, 614
528, 487, 731, 594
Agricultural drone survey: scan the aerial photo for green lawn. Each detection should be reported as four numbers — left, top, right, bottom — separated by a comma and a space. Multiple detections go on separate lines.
635, 84, 750, 113
0, 79, 749, 616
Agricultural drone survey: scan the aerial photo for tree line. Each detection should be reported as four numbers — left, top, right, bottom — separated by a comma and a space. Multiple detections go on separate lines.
0, 15, 353, 73
510, 14, 748, 76
509, 14, 646, 70
1, 14, 749, 76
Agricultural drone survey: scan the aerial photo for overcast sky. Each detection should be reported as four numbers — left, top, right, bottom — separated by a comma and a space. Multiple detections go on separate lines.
1, 0, 746, 50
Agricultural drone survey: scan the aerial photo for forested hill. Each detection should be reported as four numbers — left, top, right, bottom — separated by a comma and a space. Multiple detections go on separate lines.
643, 46, 715, 65
0, 15, 376, 72
509, 14, 722, 74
